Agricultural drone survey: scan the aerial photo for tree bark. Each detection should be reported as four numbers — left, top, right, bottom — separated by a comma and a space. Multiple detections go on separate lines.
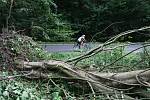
17, 60, 150, 99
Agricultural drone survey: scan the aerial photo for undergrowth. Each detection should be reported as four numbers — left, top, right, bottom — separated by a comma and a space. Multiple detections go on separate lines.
0, 32, 150, 100
0, 32, 51, 69
49, 46, 150, 72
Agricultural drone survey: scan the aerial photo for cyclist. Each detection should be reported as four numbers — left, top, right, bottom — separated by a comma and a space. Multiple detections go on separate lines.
77, 35, 86, 49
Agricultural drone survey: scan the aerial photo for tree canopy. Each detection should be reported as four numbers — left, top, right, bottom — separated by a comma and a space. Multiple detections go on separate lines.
55, 0, 150, 41
1, 1, 150, 99
0, 0, 74, 42
0, 0, 150, 41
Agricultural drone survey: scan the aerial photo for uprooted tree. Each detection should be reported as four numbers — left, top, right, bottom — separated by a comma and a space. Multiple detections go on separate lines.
1, 26, 150, 99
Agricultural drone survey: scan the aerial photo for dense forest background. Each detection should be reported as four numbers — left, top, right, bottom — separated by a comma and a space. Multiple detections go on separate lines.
0, 0, 150, 42
0, 1, 150, 99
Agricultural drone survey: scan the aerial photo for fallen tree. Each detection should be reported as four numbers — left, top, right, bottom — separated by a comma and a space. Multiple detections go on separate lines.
17, 26, 150, 99
1, 26, 150, 99
1, 1, 150, 99
16, 60, 150, 99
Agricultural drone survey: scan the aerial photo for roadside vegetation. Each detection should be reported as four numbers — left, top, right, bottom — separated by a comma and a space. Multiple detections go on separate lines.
0, 30, 150, 99
0, 0, 150, 100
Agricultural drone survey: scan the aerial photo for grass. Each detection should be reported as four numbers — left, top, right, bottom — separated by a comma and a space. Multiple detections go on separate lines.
1, 33, 150, 100
47, 45, 150, 72
1, 49, 149, 100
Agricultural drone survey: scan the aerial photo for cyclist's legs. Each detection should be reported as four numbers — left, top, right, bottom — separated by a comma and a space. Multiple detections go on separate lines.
74, 41, 81, 49
78, 41, 81, 49
73, 42, 77, 48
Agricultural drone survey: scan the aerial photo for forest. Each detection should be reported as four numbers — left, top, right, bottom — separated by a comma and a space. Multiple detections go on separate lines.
0, 0, 150, 100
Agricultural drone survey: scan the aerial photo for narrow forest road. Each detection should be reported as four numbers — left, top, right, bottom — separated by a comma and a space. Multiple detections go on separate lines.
40, 44, 75, 52
40, 43, 145, 53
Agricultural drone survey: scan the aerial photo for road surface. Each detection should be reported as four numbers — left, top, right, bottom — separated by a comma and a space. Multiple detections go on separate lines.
40, 43, 147, 53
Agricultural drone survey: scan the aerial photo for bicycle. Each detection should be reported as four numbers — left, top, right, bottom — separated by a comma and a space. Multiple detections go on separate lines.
73, 42, 91, 51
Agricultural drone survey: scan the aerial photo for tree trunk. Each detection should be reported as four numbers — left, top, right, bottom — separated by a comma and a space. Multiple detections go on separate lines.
17, 60, 150, 99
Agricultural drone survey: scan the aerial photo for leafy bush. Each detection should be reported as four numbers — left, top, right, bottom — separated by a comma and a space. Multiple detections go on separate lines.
0, 32, 52, 69
0, 0, 74, 42
0, 71, 65, 100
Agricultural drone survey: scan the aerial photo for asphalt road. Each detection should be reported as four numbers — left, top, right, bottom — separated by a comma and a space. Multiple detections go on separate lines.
41, 44, 75, 52
40, 43, 146, 53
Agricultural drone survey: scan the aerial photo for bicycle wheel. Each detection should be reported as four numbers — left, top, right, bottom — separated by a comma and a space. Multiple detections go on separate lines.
82, 43, 90, 51
73, 42, 80, 49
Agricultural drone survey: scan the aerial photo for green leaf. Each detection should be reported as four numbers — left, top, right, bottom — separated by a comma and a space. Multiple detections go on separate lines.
3, 91, 9, 96
17, 97, 20, 100
21, 91, 29, 98
52, 92, 63, 100
13, 89, 22, 95
0, 96, 5, 100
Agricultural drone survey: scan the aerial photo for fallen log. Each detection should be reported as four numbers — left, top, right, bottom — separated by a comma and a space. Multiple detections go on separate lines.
17, 60, 150, 99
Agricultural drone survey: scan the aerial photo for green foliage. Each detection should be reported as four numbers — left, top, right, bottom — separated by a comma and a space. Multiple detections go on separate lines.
0, 76, 40, 100
0, 0, 74, 42
55, 0, 150, 41
1, 0, 149, 42
0, 0, 52, 27
0, 72, 63, 100
45, 23, 74, 42
48, 43, 150, 72
51, 92, 62, 100
0, 33, 52, 69
8, 34, 51, 61
1, 38, 150, 99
